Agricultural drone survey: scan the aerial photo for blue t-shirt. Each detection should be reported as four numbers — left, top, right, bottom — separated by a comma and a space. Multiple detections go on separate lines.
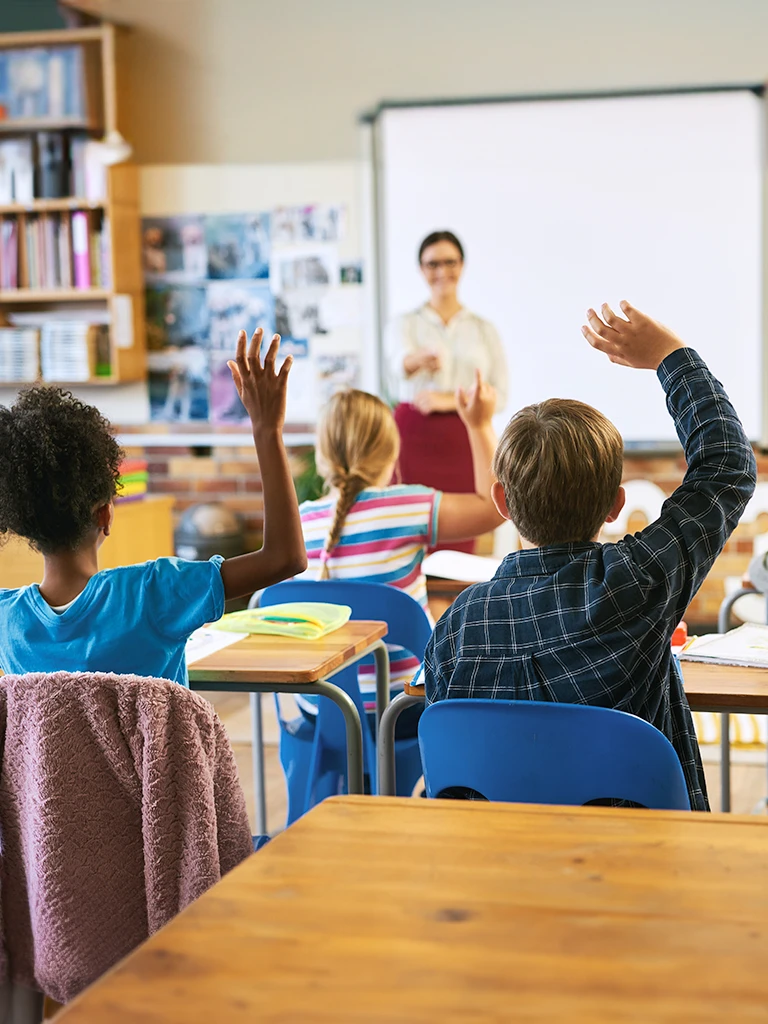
0, 556, 225, 686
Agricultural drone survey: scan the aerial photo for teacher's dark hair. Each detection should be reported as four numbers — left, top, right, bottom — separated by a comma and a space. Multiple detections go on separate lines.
418, 231, 465, 264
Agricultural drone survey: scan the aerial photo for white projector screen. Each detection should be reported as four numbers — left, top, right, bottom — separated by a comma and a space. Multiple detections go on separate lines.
375, 89, 764, 444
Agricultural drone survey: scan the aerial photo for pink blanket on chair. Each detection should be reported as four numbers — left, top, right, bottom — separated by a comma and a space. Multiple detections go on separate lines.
0, 672, 253, 1003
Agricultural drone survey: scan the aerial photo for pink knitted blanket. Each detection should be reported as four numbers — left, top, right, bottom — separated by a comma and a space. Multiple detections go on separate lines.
0, 672, 253, 1002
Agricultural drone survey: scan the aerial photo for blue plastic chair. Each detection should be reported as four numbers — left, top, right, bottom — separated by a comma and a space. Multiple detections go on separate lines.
260, 580, 432, 823
418, 699, 691, 810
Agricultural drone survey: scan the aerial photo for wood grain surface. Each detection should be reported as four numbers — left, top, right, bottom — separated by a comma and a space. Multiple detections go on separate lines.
55, 796, 768, 1023
187, 620, 387, 684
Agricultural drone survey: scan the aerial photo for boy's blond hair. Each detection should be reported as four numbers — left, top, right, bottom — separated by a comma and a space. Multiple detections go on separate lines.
315, 389, 400, 578
492, 398, 623, 546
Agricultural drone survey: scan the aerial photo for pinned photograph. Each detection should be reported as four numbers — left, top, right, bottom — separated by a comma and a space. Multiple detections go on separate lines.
148, 347, 210, 423
145, 283, 209, 351
316, 353, 360, 405
340, 261, 363, 285
277, 249, 337, 292
206, 212, 271, 279
271, 204, 345, 244
275, 291, 329, 339
142, 216, 207, 281
207, 280, 275, 352
145, 284, 209, 422
298, 204, 345, 242
272, 206, 300, 246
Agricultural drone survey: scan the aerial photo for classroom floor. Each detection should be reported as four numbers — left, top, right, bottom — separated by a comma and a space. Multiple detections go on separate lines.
200, 692, 768, 828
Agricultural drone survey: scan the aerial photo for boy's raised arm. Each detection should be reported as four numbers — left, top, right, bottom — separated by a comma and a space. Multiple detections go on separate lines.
219, 329, 308, 601
584, 300, 756, 619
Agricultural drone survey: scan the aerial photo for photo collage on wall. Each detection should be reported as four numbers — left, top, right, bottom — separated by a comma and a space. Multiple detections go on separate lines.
142, 205, 363, 424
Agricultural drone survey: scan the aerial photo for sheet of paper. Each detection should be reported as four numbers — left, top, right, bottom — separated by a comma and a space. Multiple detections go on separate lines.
186, 627, 248, 665
678, 623, 768, 668
422, 550, 502, 583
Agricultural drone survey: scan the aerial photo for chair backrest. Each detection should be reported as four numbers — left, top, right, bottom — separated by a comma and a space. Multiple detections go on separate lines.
418, 699, 690, 810
260, 579, 433, 660
262, 580, 432, 775
0, 671, 253, 1003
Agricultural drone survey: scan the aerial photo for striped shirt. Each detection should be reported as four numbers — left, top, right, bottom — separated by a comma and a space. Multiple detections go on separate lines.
300, 485, 442, 611
297, 484, 442, 714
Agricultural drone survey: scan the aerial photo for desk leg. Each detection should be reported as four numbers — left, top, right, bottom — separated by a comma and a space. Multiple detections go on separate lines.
377, 693, 425, 796
720, 713, 731, 813
372, 640, 391, 738
250, 692, 268, 835
314, 680, 365, 794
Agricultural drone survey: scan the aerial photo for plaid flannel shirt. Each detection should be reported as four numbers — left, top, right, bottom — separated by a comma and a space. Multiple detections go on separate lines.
423, 348, 757, 812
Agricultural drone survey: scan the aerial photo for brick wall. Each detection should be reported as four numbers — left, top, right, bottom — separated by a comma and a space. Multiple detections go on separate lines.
120, 441, 312, 552
120, 438, 768, 630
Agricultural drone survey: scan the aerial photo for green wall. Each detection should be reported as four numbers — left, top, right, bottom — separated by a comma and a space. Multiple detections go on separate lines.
0, 0, 66, 32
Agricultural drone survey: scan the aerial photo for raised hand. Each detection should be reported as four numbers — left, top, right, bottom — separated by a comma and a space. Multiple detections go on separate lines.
227, 328, 292, 434
456, 369, 497, 428
581, 301, 685, 371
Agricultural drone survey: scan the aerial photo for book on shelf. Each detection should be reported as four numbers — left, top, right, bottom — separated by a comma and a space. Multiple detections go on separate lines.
0, 46, 87, 122
0, 218, 18, 288
0, 139, 34, 205
3, 209, 111, 291
0, 327, 39, 383
0, 134, 107, 205
40, 319, 112, 381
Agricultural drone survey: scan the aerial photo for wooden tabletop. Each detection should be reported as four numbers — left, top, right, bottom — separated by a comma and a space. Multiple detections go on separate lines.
187, 620, 387, 684
56, 796, 768, 1023
680, 660, 768, 712
404, 665, 768, 712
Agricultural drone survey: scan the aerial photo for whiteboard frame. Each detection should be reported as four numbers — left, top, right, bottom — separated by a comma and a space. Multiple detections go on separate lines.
368, 84, 767, 452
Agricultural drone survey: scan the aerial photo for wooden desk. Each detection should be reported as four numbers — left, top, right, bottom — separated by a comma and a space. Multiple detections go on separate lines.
55, 796, 768, 1023
188, 622, 389, 832
0, 495, 174, 589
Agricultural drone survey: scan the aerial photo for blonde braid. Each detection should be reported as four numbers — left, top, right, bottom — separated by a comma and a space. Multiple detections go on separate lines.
319, 474, 365, 579
315, 389, 401, 580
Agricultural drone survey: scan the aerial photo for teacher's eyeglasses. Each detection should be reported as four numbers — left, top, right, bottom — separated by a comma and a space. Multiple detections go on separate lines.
421, 258, 461, 271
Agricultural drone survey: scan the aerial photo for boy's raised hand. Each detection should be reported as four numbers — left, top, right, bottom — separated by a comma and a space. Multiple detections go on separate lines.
456, 368, 497, 428
227, 328, 292, 434
582, 301, 685, 371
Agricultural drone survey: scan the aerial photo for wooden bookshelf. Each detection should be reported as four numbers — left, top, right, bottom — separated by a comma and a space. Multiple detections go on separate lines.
0, 198, 106, 214
0, 24, 145, 385
0, 288, 111, 302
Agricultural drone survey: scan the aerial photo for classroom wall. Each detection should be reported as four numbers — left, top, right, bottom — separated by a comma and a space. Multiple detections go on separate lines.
36, 0, 768, 166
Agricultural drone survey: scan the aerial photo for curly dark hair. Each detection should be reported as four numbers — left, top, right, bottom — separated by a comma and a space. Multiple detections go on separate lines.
0, 386, 124, 555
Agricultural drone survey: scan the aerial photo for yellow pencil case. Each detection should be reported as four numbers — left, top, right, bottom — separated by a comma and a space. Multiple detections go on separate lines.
211, 602, 352, 640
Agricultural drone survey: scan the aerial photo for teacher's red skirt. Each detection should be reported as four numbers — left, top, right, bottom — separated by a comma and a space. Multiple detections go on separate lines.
394, 403, 476, 554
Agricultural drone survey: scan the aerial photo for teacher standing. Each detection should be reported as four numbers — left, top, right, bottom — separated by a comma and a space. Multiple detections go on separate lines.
386, 230, 508, 552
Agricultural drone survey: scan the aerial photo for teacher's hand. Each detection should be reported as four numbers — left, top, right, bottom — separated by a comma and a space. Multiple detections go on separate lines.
456, 370, 496, 428
404, 350, 442, 376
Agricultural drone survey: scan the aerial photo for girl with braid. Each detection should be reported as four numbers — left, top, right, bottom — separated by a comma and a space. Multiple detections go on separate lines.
297, 370, 503, 733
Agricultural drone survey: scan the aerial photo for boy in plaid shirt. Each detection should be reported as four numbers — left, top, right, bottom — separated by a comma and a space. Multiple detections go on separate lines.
422, 301, 757, 810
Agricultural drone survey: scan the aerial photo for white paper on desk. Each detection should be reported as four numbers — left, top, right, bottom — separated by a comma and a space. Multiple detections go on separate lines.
678, 624, 768, 669
422, 550, 502, 583
186, 627, 248, 665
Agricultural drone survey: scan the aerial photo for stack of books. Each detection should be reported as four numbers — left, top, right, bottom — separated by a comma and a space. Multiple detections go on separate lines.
0, 46, 86, 122
117, 459, 149, 503
0, 327, 39, 382
40, 319, 111, 381
0, 133, 106, 204
5, 210, 111, 291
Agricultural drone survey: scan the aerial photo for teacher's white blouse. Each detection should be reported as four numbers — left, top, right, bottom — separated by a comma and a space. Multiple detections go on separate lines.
385, 305, 508, 410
